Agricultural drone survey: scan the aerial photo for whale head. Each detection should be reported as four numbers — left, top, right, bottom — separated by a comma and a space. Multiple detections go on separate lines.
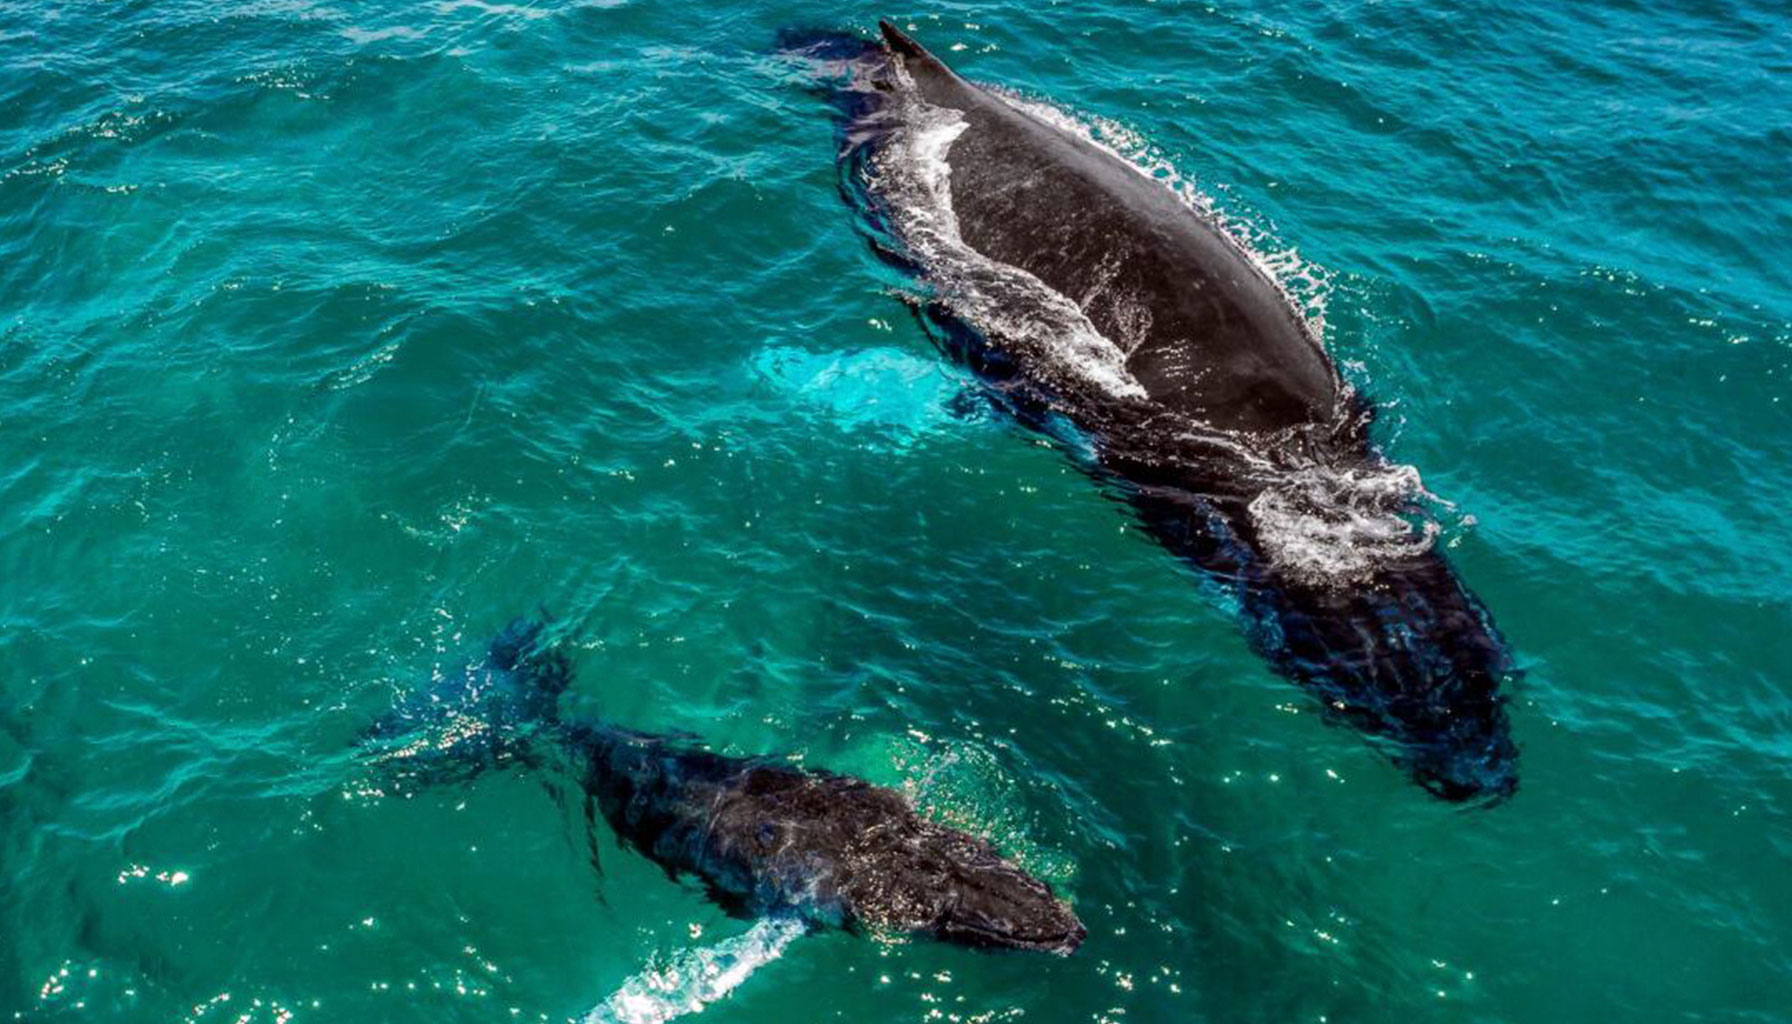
841, 817, 1086, 955
932, 858, 1088, 955
1400, 695, 1521, 804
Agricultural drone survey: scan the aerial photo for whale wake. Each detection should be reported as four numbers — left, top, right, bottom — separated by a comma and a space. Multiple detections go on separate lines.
582, 917, 808, 1024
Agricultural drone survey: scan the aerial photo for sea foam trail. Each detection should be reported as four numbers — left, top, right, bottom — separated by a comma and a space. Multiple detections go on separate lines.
582, 916, 807, 1024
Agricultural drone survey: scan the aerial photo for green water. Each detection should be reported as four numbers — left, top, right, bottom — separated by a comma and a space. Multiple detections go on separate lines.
3, 1, 1790, 1021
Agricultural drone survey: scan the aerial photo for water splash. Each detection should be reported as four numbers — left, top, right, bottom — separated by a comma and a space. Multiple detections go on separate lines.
1246, 460, 1448, 584
1141, 416, 1456, 584
582, 916, 808, 1024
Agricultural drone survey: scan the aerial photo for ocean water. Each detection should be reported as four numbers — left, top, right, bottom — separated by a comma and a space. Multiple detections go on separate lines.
3, 1, 1790, 1021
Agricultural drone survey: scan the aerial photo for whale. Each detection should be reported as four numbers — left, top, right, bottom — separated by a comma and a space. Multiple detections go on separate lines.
801, 23, 1520, 801
363, 620, 1085, 959
568, 720, 1085, 954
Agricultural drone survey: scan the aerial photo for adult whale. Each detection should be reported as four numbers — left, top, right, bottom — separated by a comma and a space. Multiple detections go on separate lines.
812, 23, 1519, 801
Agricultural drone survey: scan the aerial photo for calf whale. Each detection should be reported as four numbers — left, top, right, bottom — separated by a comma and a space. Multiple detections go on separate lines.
364, 620, 1084, 967
804, 23, 1519, 801
570, 720, 1084, 953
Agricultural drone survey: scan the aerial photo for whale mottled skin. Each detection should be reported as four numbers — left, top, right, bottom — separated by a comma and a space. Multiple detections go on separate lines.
367, 621, 1085, 955
813, 24, 1519, 801
570, 722, 1084, 953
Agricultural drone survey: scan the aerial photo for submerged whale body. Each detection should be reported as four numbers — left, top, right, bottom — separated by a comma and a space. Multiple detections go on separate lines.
808, 23, 1519, 801
364, 621, 1085, 956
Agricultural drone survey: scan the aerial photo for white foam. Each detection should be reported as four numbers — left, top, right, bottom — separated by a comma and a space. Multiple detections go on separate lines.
582, 916, 806, 1024
1246, 460, 1447, 584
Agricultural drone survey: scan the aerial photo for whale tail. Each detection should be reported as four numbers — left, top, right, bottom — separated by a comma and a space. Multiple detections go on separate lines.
878, 20, 940, 66
359, 616, 573, 786
877, 20, 981, 102
877, 20, 921, 55
485, 616, 575, 723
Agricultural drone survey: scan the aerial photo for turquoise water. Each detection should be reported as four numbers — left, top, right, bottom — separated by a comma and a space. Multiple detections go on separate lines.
3, 1, 1790, 1021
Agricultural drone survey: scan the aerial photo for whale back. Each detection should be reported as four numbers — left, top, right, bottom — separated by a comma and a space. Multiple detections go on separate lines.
877, 22, 1340, 434
576, 728, 1085, 952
